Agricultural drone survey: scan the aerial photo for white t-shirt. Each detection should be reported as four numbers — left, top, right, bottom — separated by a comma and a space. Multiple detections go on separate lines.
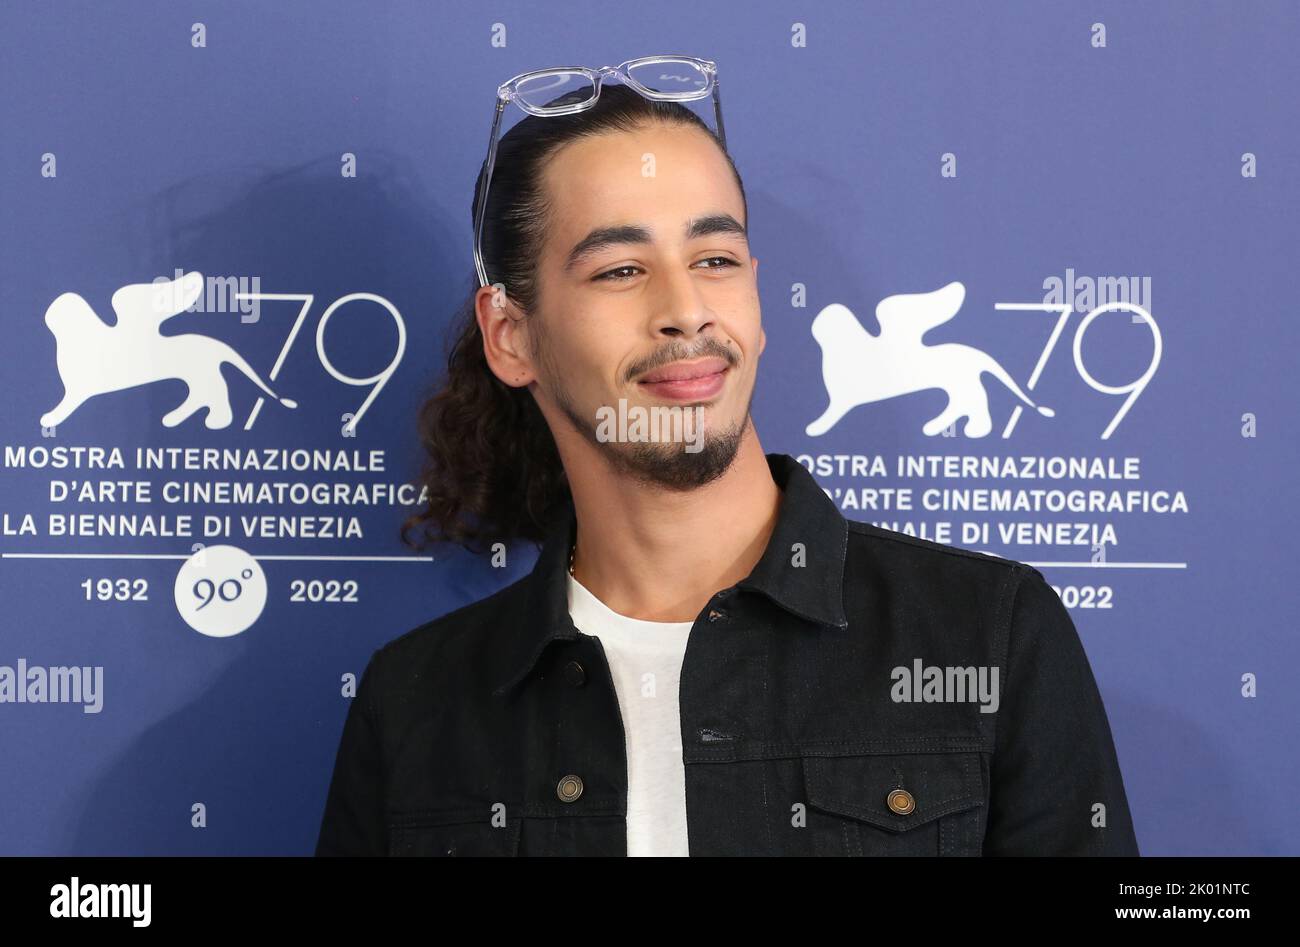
566, 572, 694, 857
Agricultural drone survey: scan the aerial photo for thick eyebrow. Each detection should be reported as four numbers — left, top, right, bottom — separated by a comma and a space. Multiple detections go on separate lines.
563, 213, 748, 273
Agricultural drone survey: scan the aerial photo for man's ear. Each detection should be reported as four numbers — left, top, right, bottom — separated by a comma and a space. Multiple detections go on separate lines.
476, 283, 535, 387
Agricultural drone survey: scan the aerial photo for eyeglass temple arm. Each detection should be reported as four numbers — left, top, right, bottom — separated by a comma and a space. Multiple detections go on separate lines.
474, 98, 509, 288
711, 78, 727, 151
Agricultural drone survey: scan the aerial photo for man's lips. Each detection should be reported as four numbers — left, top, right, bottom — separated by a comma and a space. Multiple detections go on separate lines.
637, 357, 730, 401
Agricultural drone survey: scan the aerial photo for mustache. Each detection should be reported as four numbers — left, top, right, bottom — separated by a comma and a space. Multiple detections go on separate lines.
624, 338, 738, 385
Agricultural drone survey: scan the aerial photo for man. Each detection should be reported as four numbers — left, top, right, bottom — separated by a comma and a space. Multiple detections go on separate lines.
316, 78, 1138, 856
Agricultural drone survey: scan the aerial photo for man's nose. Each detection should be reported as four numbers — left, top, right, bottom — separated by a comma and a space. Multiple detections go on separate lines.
648, 265, 714, 337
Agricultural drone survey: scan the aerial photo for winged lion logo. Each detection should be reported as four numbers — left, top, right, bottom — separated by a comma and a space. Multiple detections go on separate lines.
806, 281, 1054, 437
40, 271, 297, 430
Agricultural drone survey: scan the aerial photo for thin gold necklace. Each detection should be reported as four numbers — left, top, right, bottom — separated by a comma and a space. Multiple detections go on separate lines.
568, 539, 576, 577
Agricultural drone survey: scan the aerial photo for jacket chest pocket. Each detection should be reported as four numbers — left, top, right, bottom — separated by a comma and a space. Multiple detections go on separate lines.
801, 751, 986, 856
387, 811, 521, 857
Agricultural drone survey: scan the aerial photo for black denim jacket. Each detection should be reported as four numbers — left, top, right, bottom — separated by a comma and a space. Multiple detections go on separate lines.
316, 453, 1139, 856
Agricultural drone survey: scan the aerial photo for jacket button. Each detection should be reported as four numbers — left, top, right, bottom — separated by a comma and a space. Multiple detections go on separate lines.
563, 660, 587, 687
886, 788, 916, 815
707, 608, 727, 622
556, 775, 584, 803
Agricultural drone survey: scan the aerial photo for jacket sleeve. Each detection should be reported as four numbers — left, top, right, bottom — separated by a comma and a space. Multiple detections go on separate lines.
315, 651, 388, 856
984, 566, 1140, 856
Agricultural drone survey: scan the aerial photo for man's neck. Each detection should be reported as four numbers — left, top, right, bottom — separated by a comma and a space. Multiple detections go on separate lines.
563, 427, 782, 622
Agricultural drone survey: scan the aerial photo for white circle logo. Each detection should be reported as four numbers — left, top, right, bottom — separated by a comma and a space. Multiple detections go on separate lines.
173, 545, 268, 637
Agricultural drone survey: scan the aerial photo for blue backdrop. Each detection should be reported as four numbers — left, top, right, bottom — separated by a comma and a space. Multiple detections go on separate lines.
1, 0, 1296, 855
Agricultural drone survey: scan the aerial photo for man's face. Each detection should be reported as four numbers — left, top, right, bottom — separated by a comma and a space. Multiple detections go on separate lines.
524, 120, 764, 490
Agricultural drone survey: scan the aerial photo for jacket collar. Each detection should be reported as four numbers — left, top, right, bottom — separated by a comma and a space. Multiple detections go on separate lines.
490, 452, 849, 697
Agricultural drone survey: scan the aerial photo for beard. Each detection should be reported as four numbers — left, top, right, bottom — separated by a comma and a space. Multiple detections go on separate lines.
535, 336, 751, 491
562, 392, 751, 490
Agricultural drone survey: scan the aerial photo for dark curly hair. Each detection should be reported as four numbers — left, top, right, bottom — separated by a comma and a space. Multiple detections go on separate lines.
401, 82, 748, 554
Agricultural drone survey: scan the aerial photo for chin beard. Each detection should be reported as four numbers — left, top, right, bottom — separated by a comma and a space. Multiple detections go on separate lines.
556, 393, 752, 491
610, 414, 748, 490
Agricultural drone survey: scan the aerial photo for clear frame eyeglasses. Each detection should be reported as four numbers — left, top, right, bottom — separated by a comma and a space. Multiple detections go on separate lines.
472, 54, 727, 290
